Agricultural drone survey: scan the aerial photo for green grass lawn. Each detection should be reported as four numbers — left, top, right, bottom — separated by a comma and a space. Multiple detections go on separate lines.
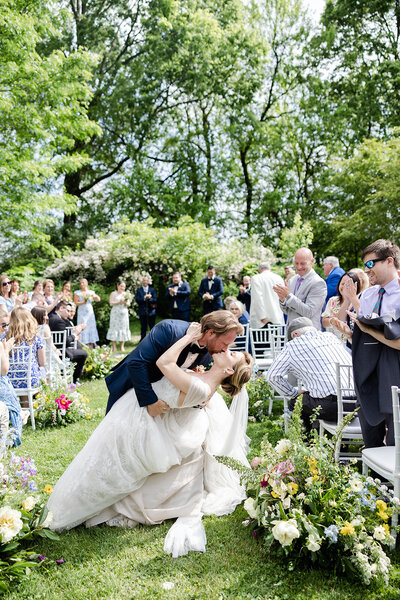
7, 378, 400, 600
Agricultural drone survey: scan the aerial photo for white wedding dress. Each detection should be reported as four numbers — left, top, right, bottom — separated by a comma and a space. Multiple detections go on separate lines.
47, 374, 250, 557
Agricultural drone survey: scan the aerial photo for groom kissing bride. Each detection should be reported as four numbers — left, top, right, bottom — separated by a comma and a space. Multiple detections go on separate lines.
47, 311, 253, 558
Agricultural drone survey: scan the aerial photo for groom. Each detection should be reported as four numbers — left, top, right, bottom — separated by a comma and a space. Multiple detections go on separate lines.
105, 311, 243, 416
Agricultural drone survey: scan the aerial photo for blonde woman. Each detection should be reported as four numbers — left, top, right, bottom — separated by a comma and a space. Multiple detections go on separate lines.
43, 278, 62, 315
6, 308, 45, 399
48, 320, 253, 558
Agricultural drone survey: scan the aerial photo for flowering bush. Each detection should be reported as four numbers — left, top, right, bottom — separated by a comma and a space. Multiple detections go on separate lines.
0, 449, 58, 592
81, 345, 116, 380
246, 375, 275, 422
33, 379, 91, 428
222, 401, 398, 586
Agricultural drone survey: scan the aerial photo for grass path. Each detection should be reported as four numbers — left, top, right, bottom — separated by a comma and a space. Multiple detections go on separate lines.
7, 379, 400, 600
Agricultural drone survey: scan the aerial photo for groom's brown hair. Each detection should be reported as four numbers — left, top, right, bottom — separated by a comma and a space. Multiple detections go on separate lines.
200, 310, 244, 336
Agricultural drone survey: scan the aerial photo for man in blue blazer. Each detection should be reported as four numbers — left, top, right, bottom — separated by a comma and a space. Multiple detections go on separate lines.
166, 272, 191, 321
198, 265, 224, 315
105, 311, 242, 417
322, 256, 345, 309
135, 276, 157, 341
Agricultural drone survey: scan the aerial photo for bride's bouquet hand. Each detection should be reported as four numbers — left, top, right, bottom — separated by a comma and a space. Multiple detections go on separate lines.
186, 322, 202, 342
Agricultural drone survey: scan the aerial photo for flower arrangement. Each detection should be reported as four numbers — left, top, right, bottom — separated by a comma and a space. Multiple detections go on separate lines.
222, 401, 398, 586
81, 344, 116, 380
33, 379, 91, 428
123, 290, 133, 307
246, 374, 275, 422
0, 449, 59, 592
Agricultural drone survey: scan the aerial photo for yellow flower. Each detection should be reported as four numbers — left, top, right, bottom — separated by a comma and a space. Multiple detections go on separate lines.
33, 401, 38, 409
271, 489, 280, 499
287, 482, 298, 495
340, 522, 355, 536
44, 485, 53, 495
383, 523, 390, 536
86, 365, 93, 371
377, 510, 389, 521
376, 500, 387, 511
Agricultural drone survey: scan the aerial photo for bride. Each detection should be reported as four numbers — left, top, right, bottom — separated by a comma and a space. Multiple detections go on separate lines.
47, 322, 253, 556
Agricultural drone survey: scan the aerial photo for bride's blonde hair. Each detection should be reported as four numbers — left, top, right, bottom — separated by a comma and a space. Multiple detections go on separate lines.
7, 307, 38, 345
221, 351, 253, 397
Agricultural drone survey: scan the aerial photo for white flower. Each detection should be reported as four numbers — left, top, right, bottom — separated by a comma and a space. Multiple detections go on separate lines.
351, 517, 364, 527
305, 477, 314, 488
248, 416, 256, 423
297, 493, 306, 502
242, 520, 250, 527
42, 510, 53, 528
349, 478, 363, 492
282, 496, 291, 510
253, 400, 263, 408
0, 507, 23, 543
162, 582, 175, 590
243, 497, 260, 519
22, 496, 36, 511
275, 439, 292, 456
306, 534, 321, 552
328, 500, 337, 507
271, 519, 300, 546
373, 525, 387, 541
355, 543, 364, 551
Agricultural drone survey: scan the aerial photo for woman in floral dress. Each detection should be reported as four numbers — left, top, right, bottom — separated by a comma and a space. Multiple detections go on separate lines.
321, 272, 361, 344
107, 281, 131, 353
74, 279, 100, 348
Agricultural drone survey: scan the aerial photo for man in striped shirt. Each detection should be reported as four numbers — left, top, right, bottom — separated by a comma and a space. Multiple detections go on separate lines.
266, 316, 354, 434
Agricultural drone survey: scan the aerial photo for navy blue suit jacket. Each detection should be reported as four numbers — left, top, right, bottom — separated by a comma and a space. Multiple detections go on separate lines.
135, 286, 157, 317
198, 277, 223, 313
237, 288, 251, 312
324, 267, 345, 307
105, 319, 211, 413
165, 282, 191, 312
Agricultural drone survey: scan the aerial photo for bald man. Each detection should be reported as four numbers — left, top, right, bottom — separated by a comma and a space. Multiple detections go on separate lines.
273, 248, 327, 331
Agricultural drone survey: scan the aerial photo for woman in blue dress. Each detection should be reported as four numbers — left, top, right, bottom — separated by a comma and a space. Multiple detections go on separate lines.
0, 274, 17, 314
0, 336, 22, 446
74, 279, 100, 348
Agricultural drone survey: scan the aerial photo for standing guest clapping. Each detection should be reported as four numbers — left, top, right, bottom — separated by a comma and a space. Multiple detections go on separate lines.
43, 279, 63, 316
74, 279, 100, 348
166, 272, 191, 321
61, 281, 73, 302
198, 265, 223, 315
237, 276, 251, 313
107, 281, 131, 353
136, 276, 157, 341
28, 280, 43, 300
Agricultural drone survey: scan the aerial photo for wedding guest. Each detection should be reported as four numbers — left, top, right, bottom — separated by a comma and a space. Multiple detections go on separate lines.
321, 272, 361, 344
28, 280, 43, 300
223, 296, 237, 310
9, 280, 20, 301
237, 276, 251, 312
266, 317, 354, 435
348, 268, 370, 294
0, 336, 22, 446
322, 256, 345, 309
284, 266, 296, 283
229, 300, 249, 325
0, 308, 9, 338
49, 301, 88, 383
24, 292, 47, 312
74, 279, 100, 348
136, 276, 157, 341
274, 248, 327, 332
0, 274, 19, 314
31, 306, 63, 378
61, 281, 73, 302
107, 281, 131, 353
166, 272, 191, 321
198, 266, 223, 315
250, 262, 284, 329
7, 307, 46, 405
43, 279, 62, 315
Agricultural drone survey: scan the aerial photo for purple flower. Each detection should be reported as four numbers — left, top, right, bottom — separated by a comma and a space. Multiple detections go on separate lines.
38, 555, 46, 562
56, 558, 64, 564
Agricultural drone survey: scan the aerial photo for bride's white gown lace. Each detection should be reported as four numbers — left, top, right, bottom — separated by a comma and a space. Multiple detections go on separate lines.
47, 375, 249, 557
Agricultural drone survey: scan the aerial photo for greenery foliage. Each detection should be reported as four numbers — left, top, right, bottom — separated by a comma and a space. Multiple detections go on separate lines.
81, 346, 116, 380
246, 374, 275, 422
33, 379, 92, 428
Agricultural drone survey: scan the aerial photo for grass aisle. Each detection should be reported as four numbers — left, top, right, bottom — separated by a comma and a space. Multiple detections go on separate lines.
6, 378, 400, 600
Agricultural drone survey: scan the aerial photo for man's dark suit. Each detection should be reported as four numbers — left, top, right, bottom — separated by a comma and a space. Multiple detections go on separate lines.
352, 324, 400, 447
105, 319, 211, 414
165, 281, 191, 321
135, 286, 157, 341
48, 313, 87, 383
198, 277, 223, 314
237, 287, 251, 312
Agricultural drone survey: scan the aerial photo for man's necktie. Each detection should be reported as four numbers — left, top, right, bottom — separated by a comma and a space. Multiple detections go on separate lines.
373, 287, 385, 315
294, 276, 304, 295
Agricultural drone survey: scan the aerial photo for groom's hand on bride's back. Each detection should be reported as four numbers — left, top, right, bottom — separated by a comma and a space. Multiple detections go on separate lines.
147, 399, 170, 418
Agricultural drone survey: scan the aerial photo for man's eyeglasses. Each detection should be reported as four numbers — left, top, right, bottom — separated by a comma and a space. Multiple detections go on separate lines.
2, 281, 11, 286
363, 258, 386, 269
0, 323, 9, 329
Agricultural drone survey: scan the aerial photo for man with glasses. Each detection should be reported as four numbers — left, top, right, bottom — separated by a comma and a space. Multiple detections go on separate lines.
49, 301, 87, 383
352, 239, 400, 448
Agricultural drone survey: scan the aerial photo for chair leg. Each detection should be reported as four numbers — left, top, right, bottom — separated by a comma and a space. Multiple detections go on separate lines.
283, 397, 288, 433
362, 460, 368, 476
334, 436, 341, 462
28, 391, 35, 431
268, 395, 273, 416
391, 479, 400, 545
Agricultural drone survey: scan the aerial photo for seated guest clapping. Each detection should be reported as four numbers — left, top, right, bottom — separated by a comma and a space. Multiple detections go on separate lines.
49, 301, 87, 383
266, 317, 354, 435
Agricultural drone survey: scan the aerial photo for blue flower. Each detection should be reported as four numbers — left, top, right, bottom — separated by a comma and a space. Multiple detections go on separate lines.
324, 525, 338, 543
29, 482, 38, 491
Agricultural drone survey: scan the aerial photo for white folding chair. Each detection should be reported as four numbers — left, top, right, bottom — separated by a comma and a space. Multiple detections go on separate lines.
231, 324, 249, 353
268, 324, 286, 359
319, 363, 363, 462
249, 327, 275, 372
51, 330, 68, 384
362, 386, 400, 541
8, 345, 40, 431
